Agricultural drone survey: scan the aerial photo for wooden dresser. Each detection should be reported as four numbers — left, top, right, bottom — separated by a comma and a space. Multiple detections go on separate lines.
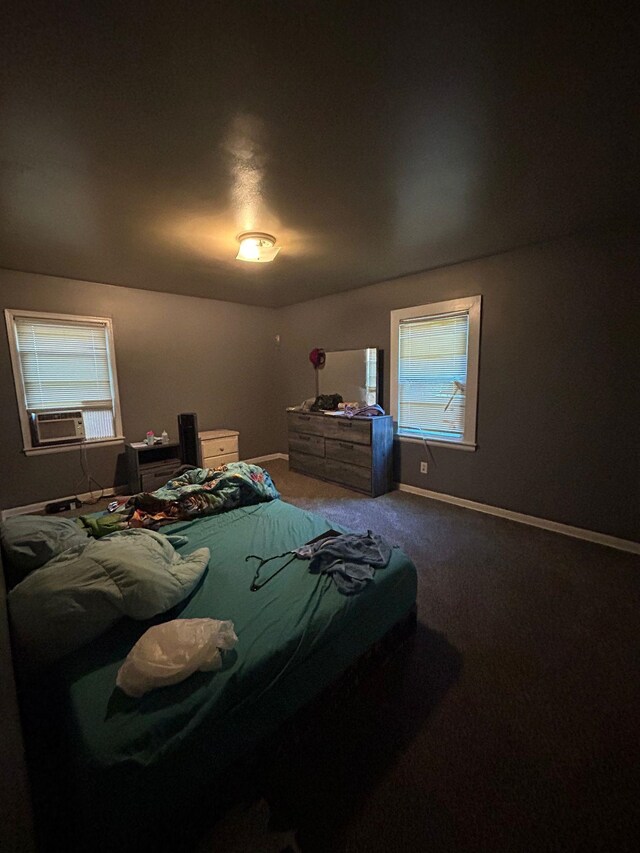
287, 411, 393, 497
199, 429, 239, 468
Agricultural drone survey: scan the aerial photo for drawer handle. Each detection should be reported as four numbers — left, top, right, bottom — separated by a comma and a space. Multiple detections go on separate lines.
339, 442, 353, 450
298, 415, 311, 421
338, 420, 352, 427
298, 435, 311, 441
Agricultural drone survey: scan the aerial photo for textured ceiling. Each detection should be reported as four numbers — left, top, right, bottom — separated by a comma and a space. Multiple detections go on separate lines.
1, 2, 638, 307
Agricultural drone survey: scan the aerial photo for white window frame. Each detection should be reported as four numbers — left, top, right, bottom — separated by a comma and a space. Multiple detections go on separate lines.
4, 309, 124, 456
390, 295, 481, 451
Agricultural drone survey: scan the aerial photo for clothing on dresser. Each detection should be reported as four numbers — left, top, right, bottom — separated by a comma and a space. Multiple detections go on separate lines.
341, 403, 386, 417
310, 393, 344, 412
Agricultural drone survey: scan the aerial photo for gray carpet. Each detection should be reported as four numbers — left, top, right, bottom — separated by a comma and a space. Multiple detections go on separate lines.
242, 459, 640, 853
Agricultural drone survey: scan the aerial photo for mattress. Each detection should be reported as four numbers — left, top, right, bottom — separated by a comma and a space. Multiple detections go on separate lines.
46, 499, 417, 847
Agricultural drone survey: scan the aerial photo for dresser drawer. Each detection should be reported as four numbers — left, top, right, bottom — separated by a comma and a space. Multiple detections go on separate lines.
201, 435, 238, 459
287, 413, 326, 436
290, 451, 372, 494
289, 450, 327, 479
289, 431, 325, 458
203, 451, 238, 469
323, 416, 371, 445
325, 437, 372, 467
324, 458, 372, 493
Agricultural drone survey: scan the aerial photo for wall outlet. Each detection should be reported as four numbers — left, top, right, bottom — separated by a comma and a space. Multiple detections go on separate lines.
420, 461, 428, 474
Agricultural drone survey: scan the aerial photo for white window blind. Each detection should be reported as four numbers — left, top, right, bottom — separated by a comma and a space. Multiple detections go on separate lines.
397, 311, 469, 439
12, 315, 118, 441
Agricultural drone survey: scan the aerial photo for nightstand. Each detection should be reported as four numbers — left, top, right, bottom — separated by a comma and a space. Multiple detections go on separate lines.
125, 442, 182, 494
199, 429, 239, 469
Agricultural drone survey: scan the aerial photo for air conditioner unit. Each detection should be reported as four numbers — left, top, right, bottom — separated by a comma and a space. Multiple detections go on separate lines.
30, 411, 85, 445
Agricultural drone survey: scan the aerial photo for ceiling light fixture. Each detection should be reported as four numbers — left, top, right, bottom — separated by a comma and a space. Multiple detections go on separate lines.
235, 231, 281, 263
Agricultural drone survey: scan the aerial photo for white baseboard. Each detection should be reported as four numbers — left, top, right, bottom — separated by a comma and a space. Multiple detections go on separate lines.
252, 458, 637, 553
243, 453, 289, 464
1, 486, 126, 520
395, 483, 640, 555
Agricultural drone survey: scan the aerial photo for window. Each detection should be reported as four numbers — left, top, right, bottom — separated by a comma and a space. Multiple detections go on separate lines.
5, 309, 123, 454
390, 296, 481, 449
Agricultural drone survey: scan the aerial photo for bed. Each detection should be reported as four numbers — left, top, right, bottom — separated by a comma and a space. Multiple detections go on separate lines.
11, 495, 417, 851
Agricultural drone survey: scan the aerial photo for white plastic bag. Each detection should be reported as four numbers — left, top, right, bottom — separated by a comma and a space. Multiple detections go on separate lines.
116, 618, 237, 698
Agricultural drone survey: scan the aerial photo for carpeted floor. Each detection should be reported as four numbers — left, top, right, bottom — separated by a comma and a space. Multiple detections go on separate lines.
60, 460, 640, 852
207, 458, 639, 853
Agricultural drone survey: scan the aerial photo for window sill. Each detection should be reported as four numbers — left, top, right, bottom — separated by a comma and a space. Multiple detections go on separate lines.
23, 437, 125, 457
396, 434, 477, 452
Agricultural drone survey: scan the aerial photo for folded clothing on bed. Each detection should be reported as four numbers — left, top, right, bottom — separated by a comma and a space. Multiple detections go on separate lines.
8, 529, 210, 668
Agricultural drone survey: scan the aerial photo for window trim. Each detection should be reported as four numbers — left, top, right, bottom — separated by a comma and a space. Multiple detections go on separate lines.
4, 308, 124, 455
390, 295, 481, 450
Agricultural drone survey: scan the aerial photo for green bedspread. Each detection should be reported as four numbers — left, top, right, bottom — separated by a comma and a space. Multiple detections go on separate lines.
50, 499, 417, 848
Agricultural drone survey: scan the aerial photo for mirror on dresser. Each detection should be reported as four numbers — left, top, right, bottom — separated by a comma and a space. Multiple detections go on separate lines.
318, 347, 383, 406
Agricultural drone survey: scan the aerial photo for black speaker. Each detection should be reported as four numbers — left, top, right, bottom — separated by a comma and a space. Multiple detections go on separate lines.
178, 412, 201, 467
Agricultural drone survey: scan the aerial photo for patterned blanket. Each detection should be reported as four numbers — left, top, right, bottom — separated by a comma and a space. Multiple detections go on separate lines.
126, 462, 280, 524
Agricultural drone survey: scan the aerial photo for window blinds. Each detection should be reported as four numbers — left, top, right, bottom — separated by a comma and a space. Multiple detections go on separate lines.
14, 317, 116, 439
397, 311, 469, 438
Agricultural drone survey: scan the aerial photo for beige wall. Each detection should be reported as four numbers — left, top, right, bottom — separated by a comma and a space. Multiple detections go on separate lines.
0, 270, 280, 509
276, 227, 640, 542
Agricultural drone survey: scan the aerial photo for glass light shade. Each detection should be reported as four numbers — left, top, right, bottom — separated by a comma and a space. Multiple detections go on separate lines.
236, 232, 280, 263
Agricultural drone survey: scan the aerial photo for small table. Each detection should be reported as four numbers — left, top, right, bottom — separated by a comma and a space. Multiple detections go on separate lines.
125, 441, 182, 494
199, 429, 239, 468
